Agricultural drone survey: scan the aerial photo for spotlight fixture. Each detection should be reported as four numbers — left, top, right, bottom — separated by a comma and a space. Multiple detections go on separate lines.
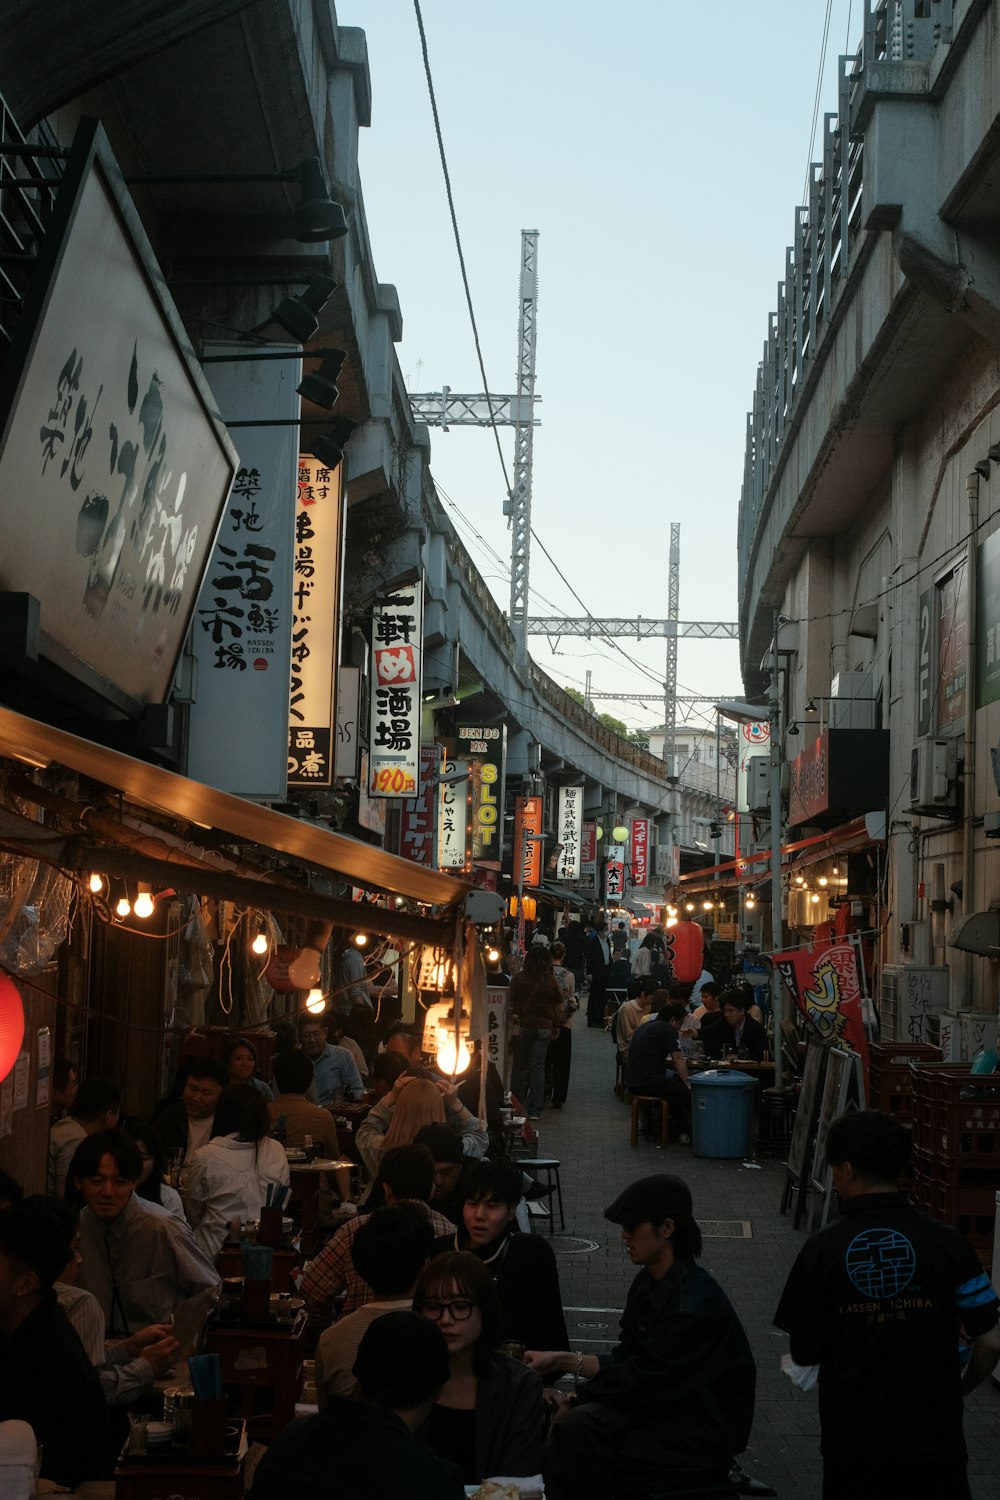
271, 275, 339, 342
975, 458, 991, 481
787, 721, 799, 736
133, 884, 155, 920
290, 157, 349, 241
805, 699, 817, 713
989, 443, 1000, 464
311, 417, 356, 471
297, 350, 347, 409
709, 820, 722, 839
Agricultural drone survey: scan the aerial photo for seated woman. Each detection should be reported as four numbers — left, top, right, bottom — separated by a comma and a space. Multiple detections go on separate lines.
701, 987, 767, 1062
356, 1076, 486, 1181
122, 1118, 187, 1223
224, 1036, 273, 1102
184, 1085, 289, 1258
434, 1159, 569, 1355
413, 1249, 544, 1484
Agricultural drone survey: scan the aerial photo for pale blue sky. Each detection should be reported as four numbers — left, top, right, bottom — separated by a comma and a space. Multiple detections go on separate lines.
347, 1, 862, 733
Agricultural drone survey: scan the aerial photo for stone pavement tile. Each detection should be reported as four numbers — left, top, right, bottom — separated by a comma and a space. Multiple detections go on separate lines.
527, 1022, 1000, 1499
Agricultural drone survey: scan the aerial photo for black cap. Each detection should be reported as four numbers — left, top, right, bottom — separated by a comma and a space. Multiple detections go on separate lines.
604, 1174, 693, 1228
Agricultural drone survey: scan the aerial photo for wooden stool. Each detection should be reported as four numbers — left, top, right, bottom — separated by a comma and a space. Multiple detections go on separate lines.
630, 1094, 670, 1148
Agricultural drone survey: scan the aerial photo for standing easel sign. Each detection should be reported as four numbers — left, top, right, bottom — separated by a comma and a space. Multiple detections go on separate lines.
780, 1035, 829, 1228
809, 1047, 866, 1230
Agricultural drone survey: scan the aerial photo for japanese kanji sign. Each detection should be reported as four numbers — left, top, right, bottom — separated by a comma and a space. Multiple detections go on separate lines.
556, 786, 583, 881
580, 821, 597, 888
369, 586, 423, 797
631, 817, 649, 888
287, 453, 344, 787
606, 847, 625, 900
438, 755, 470, 870
0, 123, 237, 710
187, 343, 298, 798
401, 746, 439, 865
513, 795, 543, 888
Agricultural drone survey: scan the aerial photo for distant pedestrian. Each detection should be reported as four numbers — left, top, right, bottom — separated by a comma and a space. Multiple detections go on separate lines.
775, 1110, 1000, 1500
585, 922, 611, 1028
547, 942, 578, 1108
611, 921, 629, 955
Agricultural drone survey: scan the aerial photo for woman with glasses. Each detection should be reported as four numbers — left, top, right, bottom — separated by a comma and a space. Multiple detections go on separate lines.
413, 1250, 544, 1484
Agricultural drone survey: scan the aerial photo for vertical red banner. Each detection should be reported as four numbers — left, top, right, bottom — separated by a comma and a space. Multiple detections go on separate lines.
514, 795, 543, 886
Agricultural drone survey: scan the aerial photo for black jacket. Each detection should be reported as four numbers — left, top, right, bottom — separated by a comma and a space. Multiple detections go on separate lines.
702, 1013, 767, 1062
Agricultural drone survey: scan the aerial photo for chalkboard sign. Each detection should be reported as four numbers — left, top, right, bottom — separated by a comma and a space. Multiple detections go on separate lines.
809, 1047, 865, 1229
780, 1035, 829, 1226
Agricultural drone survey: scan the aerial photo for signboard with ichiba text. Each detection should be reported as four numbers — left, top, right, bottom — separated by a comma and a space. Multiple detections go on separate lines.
187, 343, 299, 799
556, 786, 583, 880
513, 795, 543, 887
287, 454, 344, 786
368, 586, 424, 797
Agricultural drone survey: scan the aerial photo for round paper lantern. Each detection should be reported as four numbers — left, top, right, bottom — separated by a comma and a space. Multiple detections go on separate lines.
663, 920, 704, 984
0, 974, 25, 1084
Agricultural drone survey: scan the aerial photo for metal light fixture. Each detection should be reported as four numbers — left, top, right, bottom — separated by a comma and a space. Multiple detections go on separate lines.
989, 443, 1000, 464
272, 275, 339, 341
297, 350, 346, 409
787, 721, 799, 736
975, 458, 991, 481
123, 155, 348, 244
805, 699, 818, 713
310, 418, 356, 471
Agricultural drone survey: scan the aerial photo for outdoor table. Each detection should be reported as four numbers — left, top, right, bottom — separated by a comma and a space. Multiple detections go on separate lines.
288, 1157, 356, 1252
114, 1421, 247, 1500
205, 1309, 309, 1440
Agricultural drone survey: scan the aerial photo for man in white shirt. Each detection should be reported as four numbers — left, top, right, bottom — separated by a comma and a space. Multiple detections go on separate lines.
156, 1059, 228, 1164
48, 1079, 122, 1198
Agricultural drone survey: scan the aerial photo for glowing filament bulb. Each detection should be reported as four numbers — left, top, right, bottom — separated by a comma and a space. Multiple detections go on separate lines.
88, 872, 104, 894
305, 988, 326, 1014
115, 896, 131, 918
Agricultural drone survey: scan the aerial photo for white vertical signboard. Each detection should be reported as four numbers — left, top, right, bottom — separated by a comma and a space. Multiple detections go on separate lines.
187, 343, 299, 798
438, 756, 470, 870
288, 454, 344, 787
369, 585, 423, 797
556, 786, 583, 880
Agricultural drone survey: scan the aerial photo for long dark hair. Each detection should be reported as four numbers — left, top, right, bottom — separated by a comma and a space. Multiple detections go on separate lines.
412, 1250, 501, 1373
123, 1117, 169, 1205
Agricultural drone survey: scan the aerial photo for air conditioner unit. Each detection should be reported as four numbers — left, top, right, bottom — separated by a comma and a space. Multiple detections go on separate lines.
910, 737, 960, 815
746, 755, 771, 815
880, 964, 950, 1041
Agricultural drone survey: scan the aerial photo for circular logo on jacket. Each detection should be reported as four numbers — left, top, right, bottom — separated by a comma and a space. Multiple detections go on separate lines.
844, 1226, 916, 1299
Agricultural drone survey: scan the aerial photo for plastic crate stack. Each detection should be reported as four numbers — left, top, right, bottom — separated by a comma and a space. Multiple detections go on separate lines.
910, 1064, 1000, 1268
868, 1042, 942, 1121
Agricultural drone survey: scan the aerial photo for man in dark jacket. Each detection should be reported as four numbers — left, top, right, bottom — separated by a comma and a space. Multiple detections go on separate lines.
585, 921, 611, 1027
0, 1207, 113, 1488
249, 1311, 463, 1499
527, 1174, 756, 1500
701, 987, 767, 1062
626, 1002, 693, 1139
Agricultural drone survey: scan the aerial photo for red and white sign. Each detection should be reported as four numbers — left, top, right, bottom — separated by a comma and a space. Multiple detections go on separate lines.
581, 821, 597, 887
631, 817, 649, 888
400, 746, 439, 865
606, 848, 625, 900
369, 586, 423, 797
514, 795, 543, 887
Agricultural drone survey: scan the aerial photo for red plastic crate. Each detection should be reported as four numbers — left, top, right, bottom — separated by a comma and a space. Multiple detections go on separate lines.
870, 1044, 941, 1117
912, 1071, 1000, 1161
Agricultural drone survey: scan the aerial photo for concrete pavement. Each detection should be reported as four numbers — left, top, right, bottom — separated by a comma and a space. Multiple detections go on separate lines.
527, 1022, 1000, 1499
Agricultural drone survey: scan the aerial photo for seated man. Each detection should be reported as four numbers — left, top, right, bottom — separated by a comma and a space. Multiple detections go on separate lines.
434, 1158, 569, 1355
626, 1002, 693, 1140
249, 1311, 463, 1499
302, 1144, 454, 1320
701, 987, 767, 1062
156, 1058, 228, 1162
73, 1131, 219, 1333
48, 1077, 122, 1198
412, 1124, 478, 1225
315, 1203, 434, 1400
614, 978, 656, 1057
527, 1174, 756, 1500
0, 1207, 114, 1488
268, 1050, 341, 1155
299, 1014, 364, 1107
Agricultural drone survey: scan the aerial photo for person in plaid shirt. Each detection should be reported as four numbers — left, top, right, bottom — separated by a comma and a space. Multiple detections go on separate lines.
302, 1145, 455, 1319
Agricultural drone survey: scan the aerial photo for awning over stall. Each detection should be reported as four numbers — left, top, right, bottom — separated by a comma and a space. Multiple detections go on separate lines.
0, 706, 469, 944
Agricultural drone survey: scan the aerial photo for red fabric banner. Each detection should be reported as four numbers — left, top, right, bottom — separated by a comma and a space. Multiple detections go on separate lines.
773, 939, 869, 1090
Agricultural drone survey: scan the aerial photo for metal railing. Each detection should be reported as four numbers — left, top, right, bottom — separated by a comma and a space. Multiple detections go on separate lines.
736, 1, 954, 607
0, 92, 64, 347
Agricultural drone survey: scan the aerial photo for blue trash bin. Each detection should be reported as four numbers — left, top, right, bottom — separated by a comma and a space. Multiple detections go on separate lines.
690, 1070, 756, 1159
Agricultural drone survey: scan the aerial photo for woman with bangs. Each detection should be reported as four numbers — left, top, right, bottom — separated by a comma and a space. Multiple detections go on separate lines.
413, 1249, 544, 1484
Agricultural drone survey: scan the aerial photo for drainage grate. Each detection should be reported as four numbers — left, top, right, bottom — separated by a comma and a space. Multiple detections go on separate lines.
700, 1219, 753, 1239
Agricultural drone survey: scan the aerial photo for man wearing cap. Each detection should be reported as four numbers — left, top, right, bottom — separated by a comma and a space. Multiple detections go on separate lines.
775, 1110, 1000, 1500
527, 1173, 756, 1499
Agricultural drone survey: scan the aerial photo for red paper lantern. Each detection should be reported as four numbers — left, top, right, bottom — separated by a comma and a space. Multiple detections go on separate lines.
0, 974, 25, 1083
664, 921, 704, 984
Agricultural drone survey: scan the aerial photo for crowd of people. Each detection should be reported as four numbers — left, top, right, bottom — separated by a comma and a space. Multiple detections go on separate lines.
1, 924, 998, 1499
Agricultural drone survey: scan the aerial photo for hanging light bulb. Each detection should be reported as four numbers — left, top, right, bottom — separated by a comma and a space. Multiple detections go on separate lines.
485, 945, 501, 965
811, 892, 821, 905
115, 895, 131, 918
702, 900, 714, 911
795, 875, 805, 886
252, 927, 269, 956
685, 901, 695, 913
818, 876, 828, 888
133, 884, 155, 920
288, 947, 323, 989
305, 988, 326, 1014
354, 932, 369, 948
88, 872, 104, 894
744, 892, 756, 909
